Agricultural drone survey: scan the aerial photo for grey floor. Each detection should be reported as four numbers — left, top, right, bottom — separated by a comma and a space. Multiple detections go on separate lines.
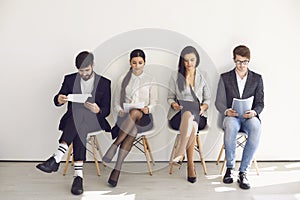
1, 161, 300, 200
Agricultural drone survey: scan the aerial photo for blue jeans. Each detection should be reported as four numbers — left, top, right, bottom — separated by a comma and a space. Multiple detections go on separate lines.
223, 116, 261, 173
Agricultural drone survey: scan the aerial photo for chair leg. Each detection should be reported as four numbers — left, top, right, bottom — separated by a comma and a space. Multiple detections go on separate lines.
220, 156, 226, 175
169, 134, 180, 174
63, 143, 73, 176
196, 134, 207, 175
142, 136, 153, 176
216, 144, 224, 165
253, 157, 259, 175
90, 136, 101, 176
144, 137, 155, 166
93, 135, 106, 167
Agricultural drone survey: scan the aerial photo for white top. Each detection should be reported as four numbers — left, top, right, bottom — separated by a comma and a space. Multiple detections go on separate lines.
235, 71, 248, 98
80, 73, 95, 94
182, 86, 196, 101
114, 71, 158, 114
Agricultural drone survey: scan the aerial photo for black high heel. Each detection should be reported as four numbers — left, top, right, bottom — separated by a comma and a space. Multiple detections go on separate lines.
187, 166, 197, 183
108, 178, 118, 187
108, 169, 120, 187
187, 175, 197, 183
172, 155, 185, 168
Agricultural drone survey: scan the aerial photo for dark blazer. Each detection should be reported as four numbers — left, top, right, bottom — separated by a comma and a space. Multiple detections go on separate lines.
215, 69, 264, 119
54, 72, 111, 132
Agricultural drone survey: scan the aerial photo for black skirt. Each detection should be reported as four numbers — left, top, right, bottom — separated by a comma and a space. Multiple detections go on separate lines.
111, 113, 153, 139
169, 110, 207, 131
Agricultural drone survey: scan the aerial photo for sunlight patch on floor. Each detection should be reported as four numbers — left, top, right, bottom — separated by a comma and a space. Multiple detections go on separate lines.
214, 187, 237, 192
253, 193, 300, 200
81, 191, 135, 200
285, 162, 300, 169
251, 170, 300, 188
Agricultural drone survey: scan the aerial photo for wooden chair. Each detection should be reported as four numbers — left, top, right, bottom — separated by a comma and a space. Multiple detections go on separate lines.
132, 129, 156, 176
63, 130, 106, 176
169, 125, 208, 175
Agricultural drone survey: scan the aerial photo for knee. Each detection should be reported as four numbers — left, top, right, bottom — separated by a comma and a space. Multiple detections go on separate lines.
129, 109, 142, 120
181, 111, 193, 121
223, 117, 239, 133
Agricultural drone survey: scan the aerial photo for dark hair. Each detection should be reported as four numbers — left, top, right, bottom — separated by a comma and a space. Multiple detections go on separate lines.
177, 46, 200, 92
120, 49, 146, 107
75, 51, 94, 69
233, 45, 250, 60
130, 49, 146, 62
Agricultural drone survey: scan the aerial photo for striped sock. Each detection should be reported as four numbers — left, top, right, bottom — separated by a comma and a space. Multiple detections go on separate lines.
54, 143, 68, 163
74, 162, 83, 178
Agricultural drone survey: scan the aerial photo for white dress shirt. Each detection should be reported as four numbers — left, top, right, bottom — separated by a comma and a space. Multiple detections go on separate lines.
114, 71, 158, 115
80, 73, 95, 94
235, 70, 247, 98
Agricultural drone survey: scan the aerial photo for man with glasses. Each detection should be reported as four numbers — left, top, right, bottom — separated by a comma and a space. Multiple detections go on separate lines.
215, 45, 264, 189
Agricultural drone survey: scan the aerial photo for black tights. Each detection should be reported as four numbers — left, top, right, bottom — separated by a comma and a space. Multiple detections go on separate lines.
104, 109, 143, 183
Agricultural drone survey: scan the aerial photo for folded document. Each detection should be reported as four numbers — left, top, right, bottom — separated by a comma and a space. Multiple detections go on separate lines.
67, 94, 92, 103
232, 96, 254, 116
123, 102, 145, 113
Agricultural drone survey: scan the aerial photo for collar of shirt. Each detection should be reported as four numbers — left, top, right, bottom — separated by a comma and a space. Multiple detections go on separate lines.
80, 72, 95, 94
131, 72, 144, 80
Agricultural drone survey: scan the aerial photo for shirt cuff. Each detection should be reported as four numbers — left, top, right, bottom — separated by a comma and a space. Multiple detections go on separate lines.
224, 108, 231, 116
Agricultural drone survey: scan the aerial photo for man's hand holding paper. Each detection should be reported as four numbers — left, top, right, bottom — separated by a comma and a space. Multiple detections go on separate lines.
231, 96, 254, 118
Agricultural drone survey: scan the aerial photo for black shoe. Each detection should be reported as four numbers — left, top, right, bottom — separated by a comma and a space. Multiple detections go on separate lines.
187, 176, 197, 183
36, 156, 60, 173
223, 168, 234, 184
238, 172, 251, 190
108, 178, 118, 187
108, 169, 120, 187
172, 155, 185, 169
187, 166, 197, 183
71, 176, 83, 195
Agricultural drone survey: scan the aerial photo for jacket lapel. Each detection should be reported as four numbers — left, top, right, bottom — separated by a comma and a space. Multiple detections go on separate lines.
242, 70, 253, 98
230, 69, 240, 98
92, 73, 100, 98
73, 74, 82, 94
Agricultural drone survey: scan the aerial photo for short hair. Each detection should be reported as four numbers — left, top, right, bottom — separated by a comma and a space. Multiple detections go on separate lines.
75, 51, 94, 69
233, 45, 250, 60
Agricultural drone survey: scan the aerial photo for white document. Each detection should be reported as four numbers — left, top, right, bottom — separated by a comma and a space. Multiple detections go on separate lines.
232, 96, 254, 116
67, 94, 92, 103
123, 102, 145, 113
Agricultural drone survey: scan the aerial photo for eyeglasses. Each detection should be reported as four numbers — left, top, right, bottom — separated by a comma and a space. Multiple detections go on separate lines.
235, 60, 249, 66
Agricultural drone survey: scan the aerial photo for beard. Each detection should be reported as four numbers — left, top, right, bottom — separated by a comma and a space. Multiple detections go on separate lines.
81, 71, 93, 81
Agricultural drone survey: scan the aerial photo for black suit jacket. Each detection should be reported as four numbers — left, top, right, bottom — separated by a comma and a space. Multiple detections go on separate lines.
54, 72, 111, 132
215, 69, 264, 120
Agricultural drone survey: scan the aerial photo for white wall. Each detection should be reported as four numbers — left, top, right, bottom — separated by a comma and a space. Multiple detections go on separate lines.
0, 0, 299, 161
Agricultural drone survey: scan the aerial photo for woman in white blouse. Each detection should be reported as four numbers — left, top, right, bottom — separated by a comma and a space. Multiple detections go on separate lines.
103, 49, 158, 187
168, 46, 211, 183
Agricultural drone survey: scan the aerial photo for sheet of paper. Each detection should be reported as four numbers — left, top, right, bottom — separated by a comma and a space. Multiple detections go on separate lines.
232, 96, 254, 116
67, 94, 92, 103
123, 102, 145, 113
